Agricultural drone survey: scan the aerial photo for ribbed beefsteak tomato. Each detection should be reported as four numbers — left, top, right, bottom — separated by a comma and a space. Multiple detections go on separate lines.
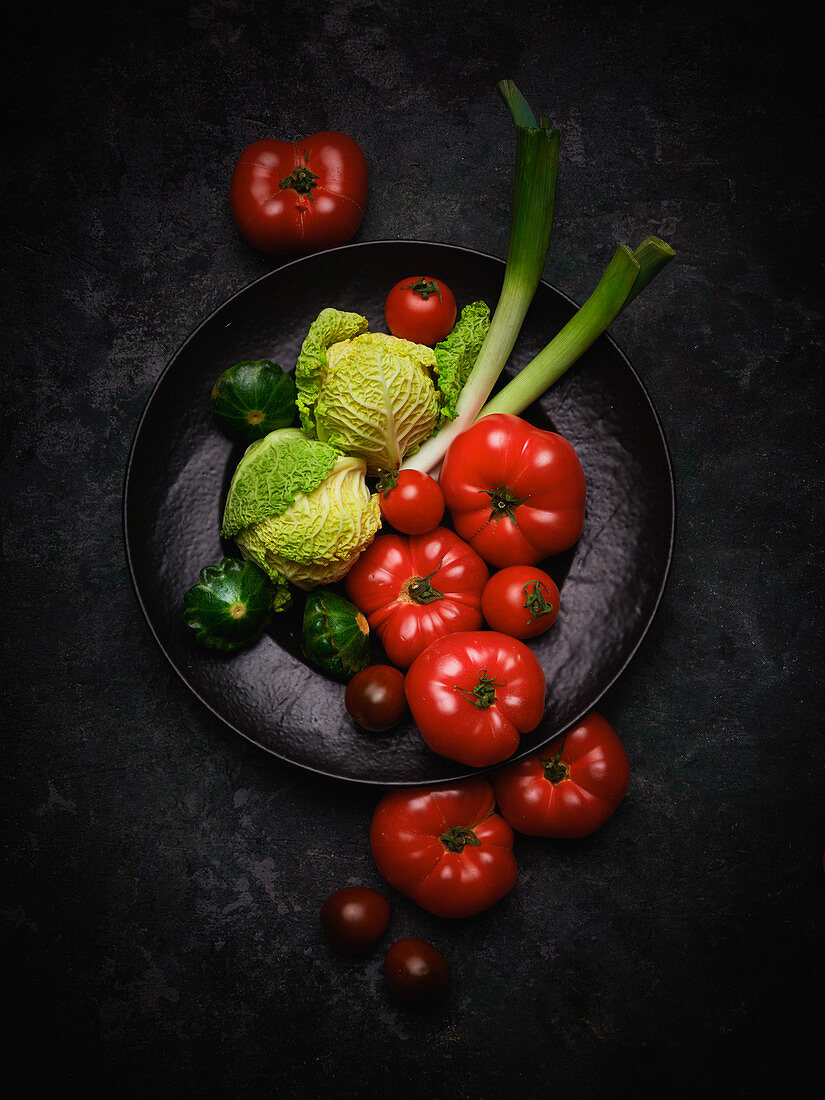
438, 413, 586, 567
491, 711, 630, 838
344, 527, 488, 669
230, 131, 368, 254
369, 778, 518, 918
404, 631, 546, 767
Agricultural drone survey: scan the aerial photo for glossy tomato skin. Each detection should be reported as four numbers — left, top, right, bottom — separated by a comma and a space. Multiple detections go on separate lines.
385, 938, 450, 1007
384, 276, 457, 345
345, 665, 407, 732
439, 413, 586, 567
378, 470, 445, 535
404, 630, 546, 767
344, 527, 488, 669
230, 132, 368, 254
320, 886, 390, 953
370, 778, 517, 918
482, 565, 560, 639
491, 711, 630, 838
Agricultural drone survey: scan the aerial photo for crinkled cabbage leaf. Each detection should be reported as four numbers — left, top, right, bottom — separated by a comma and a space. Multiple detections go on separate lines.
221, 427, 380, 592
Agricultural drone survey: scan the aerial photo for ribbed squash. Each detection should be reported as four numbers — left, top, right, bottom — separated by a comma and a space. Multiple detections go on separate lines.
183, 557, 276, 652
302, 589, 371, 678
211, 359, 297, 441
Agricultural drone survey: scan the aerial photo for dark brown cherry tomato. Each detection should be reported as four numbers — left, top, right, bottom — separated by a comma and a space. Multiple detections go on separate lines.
384, 938, 450, 1007
345, 664, 407, 732
320, 887, 391, 953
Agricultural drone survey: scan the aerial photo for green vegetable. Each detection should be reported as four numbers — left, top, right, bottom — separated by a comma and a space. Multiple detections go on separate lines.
183, 557, 277, 652
402, 86, 675, 475
302, 589, 371, 678
295, 307, 370, 437
478, 236, 675, 419
221, 427, 381, 591
210, 359, 297, 441
295, 312, 441, 474
433, 301, 491, 428
403, 79, 559, 473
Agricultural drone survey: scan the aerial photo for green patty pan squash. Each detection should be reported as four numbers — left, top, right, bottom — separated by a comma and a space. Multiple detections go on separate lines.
211, 359, 297, 441
302, 589, 371, 678
183, 557, 276, 652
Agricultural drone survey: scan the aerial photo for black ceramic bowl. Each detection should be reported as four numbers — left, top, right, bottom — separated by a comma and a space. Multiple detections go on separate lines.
123, 240, 674, 785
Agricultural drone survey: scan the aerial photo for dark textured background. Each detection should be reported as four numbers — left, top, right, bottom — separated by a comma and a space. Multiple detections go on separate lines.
3, 1, 823, 1096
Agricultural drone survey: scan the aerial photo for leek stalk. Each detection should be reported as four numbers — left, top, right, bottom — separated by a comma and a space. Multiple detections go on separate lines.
403, 79, 560, 474
479, 235, 675, 419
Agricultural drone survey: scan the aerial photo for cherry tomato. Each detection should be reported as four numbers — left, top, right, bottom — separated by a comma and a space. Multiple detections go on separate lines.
481, 565, 560, 639
385, 938, 450, 1007
404, 630, 546, 767
370, 778, 517, 918
320, 887, 390, 953
439, 413, 587, 567
377, 470, 445, 535
491, 711, 631, 838
344, 527, 488, 670
230, 132, 368, 255
384, 276, 457, 345
345, 665, 407, 732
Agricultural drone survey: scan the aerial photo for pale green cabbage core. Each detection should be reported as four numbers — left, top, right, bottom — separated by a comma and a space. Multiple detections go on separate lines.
232, 454, 381, 591
314, 332, 439, 474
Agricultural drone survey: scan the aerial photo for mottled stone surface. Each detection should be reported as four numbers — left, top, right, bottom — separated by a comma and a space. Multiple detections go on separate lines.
3, 1, 823, 1096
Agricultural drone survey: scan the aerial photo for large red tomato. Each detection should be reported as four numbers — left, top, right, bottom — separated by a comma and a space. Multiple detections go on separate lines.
344, 527, 488, 669
404, 631, 546, 767
229, 132, 368, 254
438, 413, 586, 567
491, 711, 630, 838
369, 778, 518, 918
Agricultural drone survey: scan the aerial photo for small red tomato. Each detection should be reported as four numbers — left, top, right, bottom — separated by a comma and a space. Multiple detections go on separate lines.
384, 276, 457, 345
384, 938, 450, 1007
481, 566, 560, 639
320, 887, 391, 953
345, 665, 407, 732
377, 470, 445, 535
491, 711, 631, 838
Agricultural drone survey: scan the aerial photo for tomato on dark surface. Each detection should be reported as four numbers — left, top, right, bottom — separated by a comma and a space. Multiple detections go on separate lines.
320, 887, 391, 953
481, 565, 560, 639
385, 938, 450, 1007
345, 665, 407, 732
404, 630, 546, 767
491, 711, 631, 838
377, 469, 445, 535
370, 778, 517, 918
439, 413, 586, 567
344, 527, 488, 670
230, 132, 368, 254
384, 276, 457, 345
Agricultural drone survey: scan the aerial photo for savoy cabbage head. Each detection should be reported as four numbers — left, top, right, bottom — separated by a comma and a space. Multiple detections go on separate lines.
221, 428, 380, 594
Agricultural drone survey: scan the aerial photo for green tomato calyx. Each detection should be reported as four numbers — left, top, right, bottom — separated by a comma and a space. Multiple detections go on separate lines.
280, 156, 319, 197
402, 560, 444, 604
440, 825, 481, 853
454, 669, 503, 709
482, 484, 529, 525
405, 277, 443, 301
523, 580, 554, 621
